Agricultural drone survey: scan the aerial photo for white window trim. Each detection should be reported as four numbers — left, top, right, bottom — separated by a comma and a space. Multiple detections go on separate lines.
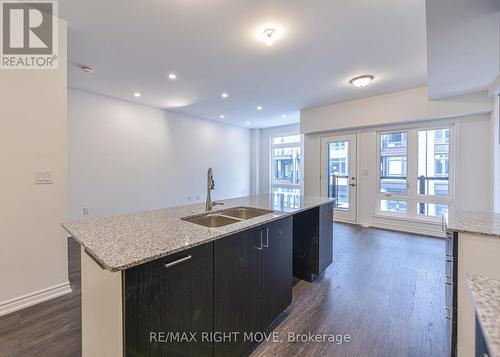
375, 124, 455, 221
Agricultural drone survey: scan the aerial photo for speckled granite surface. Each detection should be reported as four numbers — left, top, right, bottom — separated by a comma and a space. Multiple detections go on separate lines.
445, 210, 500, 238
467, 274, 500, 357
63, 194, 334, 272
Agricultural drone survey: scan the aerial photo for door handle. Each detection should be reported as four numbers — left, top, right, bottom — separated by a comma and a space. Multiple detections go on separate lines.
349, 183, 356, 187
263, 227, 269, 248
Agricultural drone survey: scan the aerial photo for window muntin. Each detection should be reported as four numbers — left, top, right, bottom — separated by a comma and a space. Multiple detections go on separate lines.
380, 132, 408, 194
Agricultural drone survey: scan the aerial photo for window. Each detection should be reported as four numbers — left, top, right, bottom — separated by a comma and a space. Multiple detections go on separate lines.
327, 141, 350, 209
271, 134, 302, 197
377, 126, 453, 220
417, 128, 449, 196
380, 132, 408, 194
380, 200, 407, 214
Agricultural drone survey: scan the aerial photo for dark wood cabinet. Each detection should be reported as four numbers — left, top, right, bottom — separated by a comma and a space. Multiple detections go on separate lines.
293, 202, 333, 282
214, 227, 263, 356
123, 243, 214, 357
214, 216, 293, 356
262, 218, 293, 329
445, 230, 458, 357
121, 207, 326, 357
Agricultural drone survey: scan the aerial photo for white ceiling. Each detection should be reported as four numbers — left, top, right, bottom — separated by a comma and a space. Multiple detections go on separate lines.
60, 0, 427, 128
426, 0, 500, 99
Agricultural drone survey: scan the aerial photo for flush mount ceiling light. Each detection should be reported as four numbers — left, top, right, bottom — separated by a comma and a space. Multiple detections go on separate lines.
282, 114, 287, 119
81, 65, 95, 73
168, 73, 177, 80
219, 114, 225, 119
256, 24, 282, 46
246, 121, 251, 125
349, 75, 374, 88
262, 28, 276, 46
256, 106, 263, 111
134, 92, 141, 97
221, 93, 229, 98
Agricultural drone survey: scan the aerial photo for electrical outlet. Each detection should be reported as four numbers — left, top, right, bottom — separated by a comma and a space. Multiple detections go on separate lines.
83, 207, 90, 216
34, 170, 52, 184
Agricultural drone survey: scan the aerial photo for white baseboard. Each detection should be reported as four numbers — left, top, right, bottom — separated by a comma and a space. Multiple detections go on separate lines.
362, 220, 444, 238
0, 281, 72, 317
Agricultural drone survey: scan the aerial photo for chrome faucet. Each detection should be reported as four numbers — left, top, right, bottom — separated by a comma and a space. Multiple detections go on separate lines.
206, 168, 223, 211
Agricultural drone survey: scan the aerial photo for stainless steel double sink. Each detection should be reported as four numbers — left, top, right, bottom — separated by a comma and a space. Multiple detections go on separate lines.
181, 207, 273, 227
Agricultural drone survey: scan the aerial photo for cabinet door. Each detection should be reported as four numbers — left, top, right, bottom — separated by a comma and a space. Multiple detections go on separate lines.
318, 202, 334, 273
262, 217, 293, 329
124, 243, 213, 357
214, 229, 262, 356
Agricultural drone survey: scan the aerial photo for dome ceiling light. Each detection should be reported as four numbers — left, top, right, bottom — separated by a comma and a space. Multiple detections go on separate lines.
349, 75, 374, 88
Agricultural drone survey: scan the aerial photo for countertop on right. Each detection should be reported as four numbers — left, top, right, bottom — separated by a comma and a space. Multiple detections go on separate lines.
467, 274, 500, 357
445, 209, 500, 238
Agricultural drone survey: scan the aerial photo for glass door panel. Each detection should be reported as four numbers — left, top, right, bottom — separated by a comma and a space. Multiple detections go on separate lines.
321, 134, 357, 223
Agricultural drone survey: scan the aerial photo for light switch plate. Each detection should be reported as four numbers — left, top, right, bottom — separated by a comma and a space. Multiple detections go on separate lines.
34, 170, 53, 184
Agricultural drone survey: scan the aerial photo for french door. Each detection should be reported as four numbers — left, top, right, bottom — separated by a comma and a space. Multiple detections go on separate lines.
320, 134, 357, 223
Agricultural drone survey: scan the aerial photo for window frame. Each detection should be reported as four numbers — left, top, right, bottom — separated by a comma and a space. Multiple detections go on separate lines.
375, 124, 455, 221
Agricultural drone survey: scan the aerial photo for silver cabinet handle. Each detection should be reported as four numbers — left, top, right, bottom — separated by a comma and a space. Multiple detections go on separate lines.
263, 227, 269, 248
164, 255, 192, 268
256, 231, 263, 250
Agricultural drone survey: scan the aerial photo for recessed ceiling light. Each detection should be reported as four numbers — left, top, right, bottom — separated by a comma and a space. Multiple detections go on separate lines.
221, 93, 229, 98
349, 75, 374, 88
168, 73, 177, 80
282, 114, 287, 118
220, 114, 225, 119
257, 106, 263, 111
246, 121, 251, 125
134, 92, 141, 97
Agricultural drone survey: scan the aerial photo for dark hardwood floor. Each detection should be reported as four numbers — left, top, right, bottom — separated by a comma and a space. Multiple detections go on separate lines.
0, 238, 81, 357
252, 224, 446, 357
0, 224, 446, 357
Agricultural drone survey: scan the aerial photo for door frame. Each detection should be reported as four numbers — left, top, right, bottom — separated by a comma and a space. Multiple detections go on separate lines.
320, 133, 358, 223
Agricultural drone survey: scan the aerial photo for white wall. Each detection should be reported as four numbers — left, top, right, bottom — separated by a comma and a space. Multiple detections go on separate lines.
69, 89, 251, 219
425, 0, 500, 99
301, 87, 493, 134
302, 87, 494, 236
493, 95, 500, 212
257, 124, 301, 194
0, 21, 70, 315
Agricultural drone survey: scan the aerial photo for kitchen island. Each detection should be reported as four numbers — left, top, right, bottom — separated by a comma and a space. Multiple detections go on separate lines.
63, 194, 334, 357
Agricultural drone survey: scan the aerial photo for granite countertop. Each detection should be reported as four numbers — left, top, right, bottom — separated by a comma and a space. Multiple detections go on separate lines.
445, 209, 500, 238
62, 194, 334, 272
467, 274, 500, 357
